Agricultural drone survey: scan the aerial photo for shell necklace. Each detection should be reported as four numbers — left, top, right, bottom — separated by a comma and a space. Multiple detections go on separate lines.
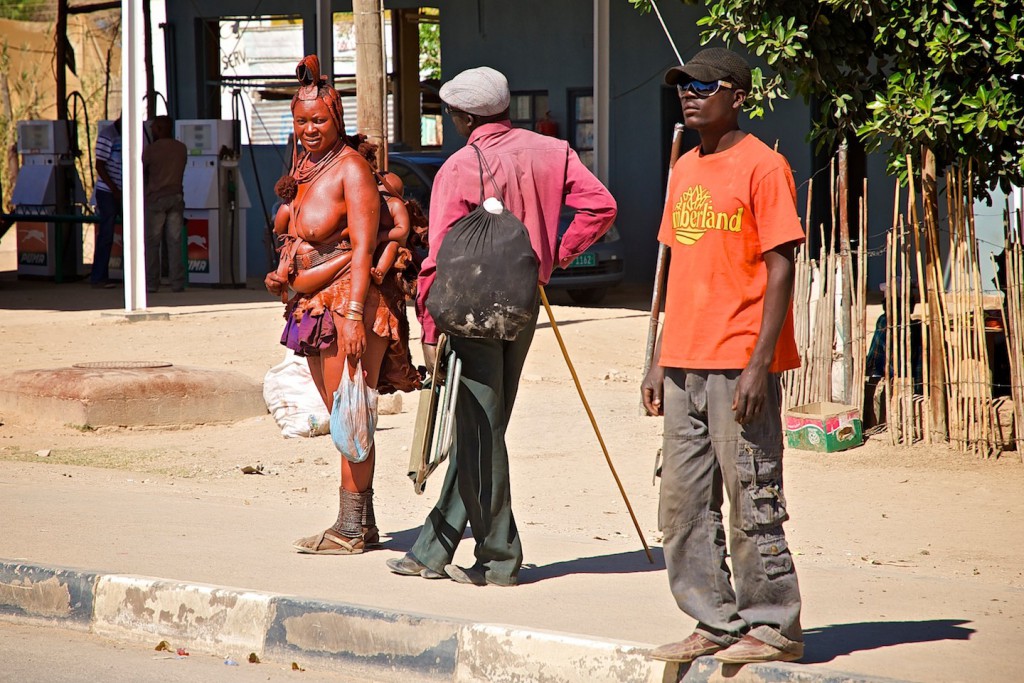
294, 139, 347, 186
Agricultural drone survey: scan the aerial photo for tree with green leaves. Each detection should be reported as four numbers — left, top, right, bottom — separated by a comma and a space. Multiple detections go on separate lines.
630, 0, 1024, 196
419, 8, 440, 82
0, 0, 47, 22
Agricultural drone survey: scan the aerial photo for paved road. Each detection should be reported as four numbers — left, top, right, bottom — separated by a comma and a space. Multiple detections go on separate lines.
0, 621, 365, 683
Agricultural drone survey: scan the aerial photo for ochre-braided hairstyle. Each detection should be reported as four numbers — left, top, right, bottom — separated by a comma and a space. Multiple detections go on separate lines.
274, 54, 349, 204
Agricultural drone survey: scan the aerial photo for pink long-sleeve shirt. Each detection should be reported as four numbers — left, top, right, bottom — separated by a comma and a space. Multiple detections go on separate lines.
416, 121, 617, 344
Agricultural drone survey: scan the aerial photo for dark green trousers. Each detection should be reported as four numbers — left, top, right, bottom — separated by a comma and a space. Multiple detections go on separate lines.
410, 307, 538, 585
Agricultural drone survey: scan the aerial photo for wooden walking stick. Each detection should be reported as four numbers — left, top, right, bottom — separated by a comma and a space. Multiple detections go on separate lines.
539, 285, 654, 564
641, 122, 686, 408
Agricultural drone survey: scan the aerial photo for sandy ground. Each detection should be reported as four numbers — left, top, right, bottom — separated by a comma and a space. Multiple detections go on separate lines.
1, 275, 1023, 682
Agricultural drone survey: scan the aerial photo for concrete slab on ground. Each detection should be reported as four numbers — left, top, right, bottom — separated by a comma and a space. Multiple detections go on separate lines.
0, 364, 264, 427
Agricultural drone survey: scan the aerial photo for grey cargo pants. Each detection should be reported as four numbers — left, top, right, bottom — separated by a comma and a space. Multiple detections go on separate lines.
659, 368, 802, 651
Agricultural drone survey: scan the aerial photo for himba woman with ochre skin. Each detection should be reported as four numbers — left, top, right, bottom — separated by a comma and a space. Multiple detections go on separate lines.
265, 55, 418, 555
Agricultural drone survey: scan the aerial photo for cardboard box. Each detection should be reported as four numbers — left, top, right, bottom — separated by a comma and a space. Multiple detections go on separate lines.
785, 402, 863, 452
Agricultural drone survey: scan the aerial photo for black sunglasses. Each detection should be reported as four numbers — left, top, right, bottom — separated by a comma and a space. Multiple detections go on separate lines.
676, 79, 735, 99
444, 105, 469, 117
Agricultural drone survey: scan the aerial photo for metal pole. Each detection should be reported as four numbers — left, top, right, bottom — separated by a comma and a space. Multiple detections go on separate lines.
316, 0, 334, 95
56, 0, 68, 121
539, 285, 655, 564
143, 0, 156, 119
123, 0, 147, 311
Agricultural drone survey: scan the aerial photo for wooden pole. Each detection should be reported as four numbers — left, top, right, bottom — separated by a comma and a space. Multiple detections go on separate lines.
921, 148, 949, 440
539, 286, 654, 564
964, 161, 995, 455
906, 158, 930, 443
642, 122, 686, 409
854, 180, 868, 413
395, 9, 422, 150
838, 142, 854, 404
354, 0, 387, 169
885, 228, 894, 443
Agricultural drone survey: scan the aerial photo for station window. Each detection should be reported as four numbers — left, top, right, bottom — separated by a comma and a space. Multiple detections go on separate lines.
568, 89, 594, 171
509, 91, 549, 131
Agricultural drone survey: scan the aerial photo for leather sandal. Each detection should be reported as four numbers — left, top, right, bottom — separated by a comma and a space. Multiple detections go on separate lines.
292, 528, 364, 555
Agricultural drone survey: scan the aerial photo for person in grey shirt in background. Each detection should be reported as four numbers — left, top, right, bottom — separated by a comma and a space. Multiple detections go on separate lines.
142, 115, 188, 293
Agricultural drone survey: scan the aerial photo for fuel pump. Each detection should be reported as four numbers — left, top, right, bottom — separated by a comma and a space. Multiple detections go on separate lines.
177, 119, 250, 286
11, 120, 86, 279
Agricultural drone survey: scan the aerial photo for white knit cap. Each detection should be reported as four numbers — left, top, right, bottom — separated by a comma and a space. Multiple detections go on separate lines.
439, 67, 510, 116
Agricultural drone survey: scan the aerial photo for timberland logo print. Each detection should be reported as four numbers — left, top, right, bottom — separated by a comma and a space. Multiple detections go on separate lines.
671, 184, 744, 245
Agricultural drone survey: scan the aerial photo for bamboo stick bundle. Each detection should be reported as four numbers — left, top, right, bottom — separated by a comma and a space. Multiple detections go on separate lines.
823, 252, 839, 402
783, 244, 812, 410
961, 166, 979, 454
851, 181, 869, 414
885, 183, 901, 444
795, 177, 816, 408
797, 253, 813, 408
830, 158, 837, 246
964, 165, 996, 456
796, 256, 812, 407
893, 215, 907, 444
885, 227, 898, 444
966, 185, 991, 458
952, 168, 968, 451
909, 174, 933, 446
808, 234, 831, 405
784, 177, 817, 409
1004, 221, 1024, 459
907, 163, 931, 443
992, 247, 1016, 452
912, 153, 953, 447
947, 168, 965, 450
800, 251, 816, 406
950, 167, 969, 452
812, 249, 826, 403
991, 208, 1024, 456
900, 218, 913, 442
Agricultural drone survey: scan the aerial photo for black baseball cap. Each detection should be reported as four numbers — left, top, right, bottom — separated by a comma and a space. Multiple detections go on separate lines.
664, 47, 753, 92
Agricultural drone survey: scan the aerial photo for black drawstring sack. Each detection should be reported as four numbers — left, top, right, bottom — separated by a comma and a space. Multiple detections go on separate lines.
427, 144, 539, 340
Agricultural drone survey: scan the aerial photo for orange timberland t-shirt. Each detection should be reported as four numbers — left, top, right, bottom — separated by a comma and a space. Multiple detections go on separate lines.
657, 133, 804, 372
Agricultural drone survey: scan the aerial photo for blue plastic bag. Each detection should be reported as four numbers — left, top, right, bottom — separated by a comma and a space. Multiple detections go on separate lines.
330, 361, 379, 463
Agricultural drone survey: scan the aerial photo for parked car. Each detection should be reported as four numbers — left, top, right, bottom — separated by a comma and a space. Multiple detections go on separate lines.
388, 151, 624, 306
387, 151, 449, 211
546, 207, 624, 305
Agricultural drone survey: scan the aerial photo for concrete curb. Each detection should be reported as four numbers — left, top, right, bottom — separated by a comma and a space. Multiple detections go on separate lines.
0, 559, 904, 683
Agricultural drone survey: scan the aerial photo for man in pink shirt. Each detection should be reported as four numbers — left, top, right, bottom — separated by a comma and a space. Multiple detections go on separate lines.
387, 66, 616, 586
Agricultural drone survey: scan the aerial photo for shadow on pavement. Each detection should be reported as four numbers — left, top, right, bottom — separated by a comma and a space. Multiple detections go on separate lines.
380, 526, 472, 553
801, 619, 975, 663
518, 547, 665, 584
0, 274, 273, 312
379, 528, 663, 584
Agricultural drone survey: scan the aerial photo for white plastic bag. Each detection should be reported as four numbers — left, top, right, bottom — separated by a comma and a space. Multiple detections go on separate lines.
330, 361, 379, 463
263, 351, 331, 438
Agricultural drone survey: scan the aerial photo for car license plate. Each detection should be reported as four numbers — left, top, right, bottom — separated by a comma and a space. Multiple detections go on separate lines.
569, 253, 597, 268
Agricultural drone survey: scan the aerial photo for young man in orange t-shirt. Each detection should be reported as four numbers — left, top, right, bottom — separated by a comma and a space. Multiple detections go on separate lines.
641, 48, 805, 665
